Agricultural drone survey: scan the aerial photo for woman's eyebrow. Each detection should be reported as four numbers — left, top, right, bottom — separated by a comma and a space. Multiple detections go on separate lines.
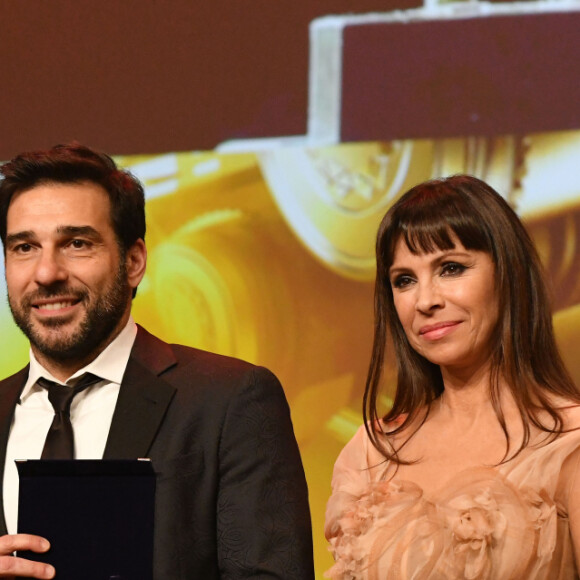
389, 251, 477, 279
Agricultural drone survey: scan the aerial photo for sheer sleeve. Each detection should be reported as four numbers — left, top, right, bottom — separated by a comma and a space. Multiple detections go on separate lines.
558, 442, 580, 570
324, 425, 399, 580
325, 425, 376, 541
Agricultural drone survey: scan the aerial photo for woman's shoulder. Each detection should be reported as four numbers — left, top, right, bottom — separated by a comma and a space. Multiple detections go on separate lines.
559, 400, 580, 430
538, 395, 580, 431
360, 414, 414, 447
523, 400, 580, 466
336, 421, 386, 464
333, 414, 414, 474
331, 421, 391, 481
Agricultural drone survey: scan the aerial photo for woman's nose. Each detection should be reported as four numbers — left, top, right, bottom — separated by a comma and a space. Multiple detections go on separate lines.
415, 280, 443, 312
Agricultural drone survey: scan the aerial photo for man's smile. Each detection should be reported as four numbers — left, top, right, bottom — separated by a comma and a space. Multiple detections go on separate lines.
33, 300, 80, 311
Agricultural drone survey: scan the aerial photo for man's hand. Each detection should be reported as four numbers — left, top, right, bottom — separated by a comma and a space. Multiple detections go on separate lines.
0, 535, 54, 578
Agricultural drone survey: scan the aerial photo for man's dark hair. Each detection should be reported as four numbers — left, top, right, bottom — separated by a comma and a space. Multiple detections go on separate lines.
0, 142, 146, 253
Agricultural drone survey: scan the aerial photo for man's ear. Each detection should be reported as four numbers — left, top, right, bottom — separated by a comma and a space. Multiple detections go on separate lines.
126, 238, 147, 291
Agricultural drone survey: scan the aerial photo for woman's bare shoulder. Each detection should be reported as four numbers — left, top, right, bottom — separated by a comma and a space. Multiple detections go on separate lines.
538, 394, 580, 429
374, 407, 435, 454
380, 405, 432, 434
560, 401, 580, 430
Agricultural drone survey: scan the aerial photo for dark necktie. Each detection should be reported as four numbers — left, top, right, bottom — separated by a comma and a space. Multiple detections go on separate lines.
38, 373, 101, 459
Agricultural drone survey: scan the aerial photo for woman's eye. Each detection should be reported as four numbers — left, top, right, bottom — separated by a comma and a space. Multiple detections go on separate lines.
392, 275, 414, 289
441, 262, 466, 276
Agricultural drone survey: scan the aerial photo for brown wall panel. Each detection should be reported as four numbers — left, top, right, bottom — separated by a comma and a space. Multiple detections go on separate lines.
0, 0, 419, 158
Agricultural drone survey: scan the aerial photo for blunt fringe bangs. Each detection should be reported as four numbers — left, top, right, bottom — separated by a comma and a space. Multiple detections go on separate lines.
377, 176, 513, 275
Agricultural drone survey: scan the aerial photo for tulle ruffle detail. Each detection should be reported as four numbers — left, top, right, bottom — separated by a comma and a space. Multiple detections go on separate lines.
325, 469, 557, 580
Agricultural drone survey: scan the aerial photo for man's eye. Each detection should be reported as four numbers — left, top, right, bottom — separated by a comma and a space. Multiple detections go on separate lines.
70, 239, 88, 249
441, 262, 466, 276
14, 243, 32, 253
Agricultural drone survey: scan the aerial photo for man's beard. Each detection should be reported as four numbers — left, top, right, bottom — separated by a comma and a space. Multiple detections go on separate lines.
8, 262, 132, 364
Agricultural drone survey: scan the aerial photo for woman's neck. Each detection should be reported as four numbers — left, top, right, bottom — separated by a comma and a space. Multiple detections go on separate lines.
436, 363, 515, 426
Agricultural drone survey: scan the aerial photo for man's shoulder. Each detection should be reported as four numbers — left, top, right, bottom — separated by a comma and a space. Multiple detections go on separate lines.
169, 342, 256, 370
132, 325, 276, 387
0, 366, 29, 389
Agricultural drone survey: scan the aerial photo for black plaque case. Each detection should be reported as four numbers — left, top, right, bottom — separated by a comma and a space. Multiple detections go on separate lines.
17, 459, 155, 580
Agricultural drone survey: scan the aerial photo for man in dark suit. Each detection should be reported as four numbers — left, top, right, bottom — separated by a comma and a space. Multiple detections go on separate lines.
0, 143, 314, 579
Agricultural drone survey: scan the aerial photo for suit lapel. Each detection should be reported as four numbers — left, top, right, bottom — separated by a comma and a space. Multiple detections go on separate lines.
0, 328, 177, 533
103, 327, 177, 459
0, 367, 29, 536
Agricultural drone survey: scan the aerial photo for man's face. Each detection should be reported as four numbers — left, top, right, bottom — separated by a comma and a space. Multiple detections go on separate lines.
4, 181, 145, 369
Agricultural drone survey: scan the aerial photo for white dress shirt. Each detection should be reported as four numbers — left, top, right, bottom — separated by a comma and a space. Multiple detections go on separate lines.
3, 318, 138, 535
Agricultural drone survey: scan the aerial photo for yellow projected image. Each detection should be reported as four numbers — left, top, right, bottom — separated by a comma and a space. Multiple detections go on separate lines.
0, 132, 579, 576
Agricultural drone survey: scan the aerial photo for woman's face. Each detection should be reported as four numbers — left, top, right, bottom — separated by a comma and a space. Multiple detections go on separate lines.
388, 235, 499, 376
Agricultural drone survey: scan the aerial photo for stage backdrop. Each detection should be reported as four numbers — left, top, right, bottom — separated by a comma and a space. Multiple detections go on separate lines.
1, 2, 580, 577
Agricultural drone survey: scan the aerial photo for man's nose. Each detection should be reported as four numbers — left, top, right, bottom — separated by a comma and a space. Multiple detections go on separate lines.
33, 249, 68, 286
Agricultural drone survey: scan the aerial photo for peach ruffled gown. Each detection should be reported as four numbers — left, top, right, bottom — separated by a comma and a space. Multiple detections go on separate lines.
325, 424, 580, 580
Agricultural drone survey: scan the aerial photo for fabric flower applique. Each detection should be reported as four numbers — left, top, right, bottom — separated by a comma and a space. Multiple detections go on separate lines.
446, 488, 507, 579
520, 487, 557, 560
326, 479, 423, 579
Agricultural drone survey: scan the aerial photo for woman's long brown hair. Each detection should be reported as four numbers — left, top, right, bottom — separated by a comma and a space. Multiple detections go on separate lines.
363, 175, 580, 463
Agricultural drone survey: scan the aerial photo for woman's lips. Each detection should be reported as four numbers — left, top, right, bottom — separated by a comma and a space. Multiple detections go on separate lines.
419, 321, 461, 340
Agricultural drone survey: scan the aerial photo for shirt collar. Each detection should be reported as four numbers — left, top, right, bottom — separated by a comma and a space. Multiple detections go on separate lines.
21, 318, 138, 400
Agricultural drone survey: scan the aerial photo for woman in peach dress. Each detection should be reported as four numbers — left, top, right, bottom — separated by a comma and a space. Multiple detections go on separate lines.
325, 175, 580, 579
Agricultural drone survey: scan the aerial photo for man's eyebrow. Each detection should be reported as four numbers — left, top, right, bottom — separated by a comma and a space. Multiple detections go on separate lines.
5, 226, 103, 247
56, 225, 102, 238
5, 231, 37, 246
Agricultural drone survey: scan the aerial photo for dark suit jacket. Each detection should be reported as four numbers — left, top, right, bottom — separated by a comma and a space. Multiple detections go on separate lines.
0, 326, 315, 579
